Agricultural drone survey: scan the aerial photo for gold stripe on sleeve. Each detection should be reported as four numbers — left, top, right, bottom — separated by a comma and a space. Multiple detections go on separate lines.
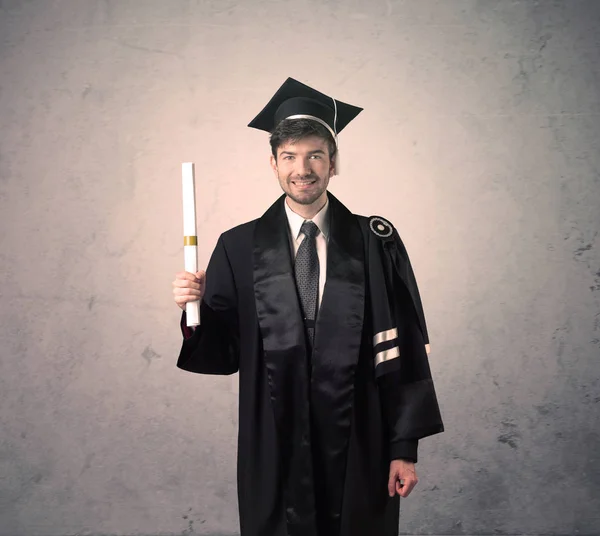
373, 327, 398, 347
374, 346, 400, 367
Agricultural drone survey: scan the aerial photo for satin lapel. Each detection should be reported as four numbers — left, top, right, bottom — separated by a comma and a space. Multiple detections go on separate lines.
253, 194, 318, 536
253, 194, 305, 359
310, 192, 366, 535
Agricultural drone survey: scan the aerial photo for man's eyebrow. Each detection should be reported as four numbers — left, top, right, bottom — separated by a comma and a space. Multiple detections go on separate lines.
279, 149, 326, 156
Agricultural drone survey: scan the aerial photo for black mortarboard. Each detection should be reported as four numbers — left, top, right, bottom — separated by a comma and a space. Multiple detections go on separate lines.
248, 77, 363, 144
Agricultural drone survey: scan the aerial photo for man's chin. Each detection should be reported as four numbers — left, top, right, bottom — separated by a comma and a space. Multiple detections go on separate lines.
288, 193, 323, 206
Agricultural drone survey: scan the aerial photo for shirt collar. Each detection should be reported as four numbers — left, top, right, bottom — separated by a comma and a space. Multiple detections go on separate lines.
284, 195, 330, 242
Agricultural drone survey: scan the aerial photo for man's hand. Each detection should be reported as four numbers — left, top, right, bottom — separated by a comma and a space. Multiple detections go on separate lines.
172, 270, 205, 311
388, 459, 418, 498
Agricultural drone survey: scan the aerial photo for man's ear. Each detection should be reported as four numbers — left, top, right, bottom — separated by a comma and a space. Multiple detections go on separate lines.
330, 153, 338, 177
270, 154, 278, 175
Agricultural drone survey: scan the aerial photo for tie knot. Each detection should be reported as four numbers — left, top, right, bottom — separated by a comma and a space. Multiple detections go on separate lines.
301, 221, 319, 239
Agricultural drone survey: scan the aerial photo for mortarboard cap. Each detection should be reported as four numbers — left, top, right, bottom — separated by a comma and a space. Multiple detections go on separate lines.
248, 77, 363, 144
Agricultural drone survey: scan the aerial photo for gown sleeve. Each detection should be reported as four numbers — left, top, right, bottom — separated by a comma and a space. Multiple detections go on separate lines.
176, 234, 240, 375
377, 289, 441, 463
367, 218, 444, 463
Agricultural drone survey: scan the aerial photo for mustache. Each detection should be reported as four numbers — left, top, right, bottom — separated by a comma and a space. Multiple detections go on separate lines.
291, 174, 318, 181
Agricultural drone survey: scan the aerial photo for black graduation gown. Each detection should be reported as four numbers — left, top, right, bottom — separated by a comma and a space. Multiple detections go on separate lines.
177, 193, 443, 536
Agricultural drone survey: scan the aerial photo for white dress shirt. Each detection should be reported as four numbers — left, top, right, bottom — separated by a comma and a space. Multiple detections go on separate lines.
284, 196, 329, 311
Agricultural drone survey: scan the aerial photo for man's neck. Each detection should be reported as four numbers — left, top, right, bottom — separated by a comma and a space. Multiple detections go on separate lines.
285, 192, 328, 220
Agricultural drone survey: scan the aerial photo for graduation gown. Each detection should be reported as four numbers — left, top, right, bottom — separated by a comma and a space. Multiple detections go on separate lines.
177, 193, 443, 536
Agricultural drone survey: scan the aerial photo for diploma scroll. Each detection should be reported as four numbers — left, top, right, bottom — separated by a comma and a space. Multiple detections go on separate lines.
182, 162, 201, 327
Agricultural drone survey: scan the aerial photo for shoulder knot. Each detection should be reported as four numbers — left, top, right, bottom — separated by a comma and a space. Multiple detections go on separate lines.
368, 215, 395, 240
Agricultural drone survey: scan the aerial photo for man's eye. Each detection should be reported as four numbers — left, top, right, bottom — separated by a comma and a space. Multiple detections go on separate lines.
310, 155, 321, 159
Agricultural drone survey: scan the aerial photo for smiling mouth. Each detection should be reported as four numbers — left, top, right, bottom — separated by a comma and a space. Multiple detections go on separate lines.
292, 180, 316, 186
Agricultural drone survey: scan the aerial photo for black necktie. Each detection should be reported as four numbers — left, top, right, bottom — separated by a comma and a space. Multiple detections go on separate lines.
294, 221, 320, 349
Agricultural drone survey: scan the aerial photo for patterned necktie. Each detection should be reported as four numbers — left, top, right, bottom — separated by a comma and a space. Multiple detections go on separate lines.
294, 221, 320, 349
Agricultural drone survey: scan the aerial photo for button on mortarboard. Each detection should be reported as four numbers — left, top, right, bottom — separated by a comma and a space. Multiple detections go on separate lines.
247, 77, 363, 140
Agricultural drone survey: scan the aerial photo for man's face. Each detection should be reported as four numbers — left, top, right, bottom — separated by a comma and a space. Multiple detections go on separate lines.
270, 135, 335, 207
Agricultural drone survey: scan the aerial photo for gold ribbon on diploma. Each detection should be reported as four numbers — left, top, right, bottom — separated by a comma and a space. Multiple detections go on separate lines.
184, 236, 197, 246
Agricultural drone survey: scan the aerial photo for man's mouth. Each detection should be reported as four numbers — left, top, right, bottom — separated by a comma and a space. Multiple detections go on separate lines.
292, 179, 317, 186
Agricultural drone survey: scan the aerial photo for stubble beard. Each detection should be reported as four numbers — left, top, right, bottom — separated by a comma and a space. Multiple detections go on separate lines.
280, 173, 327, 206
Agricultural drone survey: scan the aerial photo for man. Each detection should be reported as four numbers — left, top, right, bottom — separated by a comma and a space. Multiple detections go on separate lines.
172, 78, 444, 536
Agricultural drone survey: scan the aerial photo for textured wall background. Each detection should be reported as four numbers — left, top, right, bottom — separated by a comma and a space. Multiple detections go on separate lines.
1, 1, 599, 535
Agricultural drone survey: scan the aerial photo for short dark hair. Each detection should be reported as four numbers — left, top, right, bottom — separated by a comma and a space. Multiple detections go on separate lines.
270, 119, 337, 161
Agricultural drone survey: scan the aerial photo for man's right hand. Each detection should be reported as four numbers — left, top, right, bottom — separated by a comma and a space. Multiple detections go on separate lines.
172, 270, 205, 311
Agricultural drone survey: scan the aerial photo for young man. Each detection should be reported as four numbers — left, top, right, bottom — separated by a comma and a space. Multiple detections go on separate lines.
172, 78, 444, 536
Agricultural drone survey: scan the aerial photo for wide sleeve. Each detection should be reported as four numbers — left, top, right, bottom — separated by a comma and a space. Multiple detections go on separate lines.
176, 234, 240, 375
377, 298, 443, 462
372, 227, 444, 462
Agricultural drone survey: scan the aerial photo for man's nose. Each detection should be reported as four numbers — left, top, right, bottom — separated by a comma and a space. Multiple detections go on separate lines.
296, 158, 312, 176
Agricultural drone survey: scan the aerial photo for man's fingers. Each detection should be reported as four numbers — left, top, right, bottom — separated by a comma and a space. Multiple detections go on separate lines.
173, 287, 202, 297
397, 477, 418, 498
388, 469, 419, 498
175, 270, 205, 282
173, 278, 201, 289
388, 473, 396, 497
173, 271, 206, 289
173, 271, 205, 310
388, 467, 402, 497
175, 286, 203, 297
174, 292, 202, 311
175, 296, 200, 305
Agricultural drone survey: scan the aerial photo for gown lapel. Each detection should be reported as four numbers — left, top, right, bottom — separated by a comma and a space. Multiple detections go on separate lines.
310, 193, 366, 535
253, 192, 366, 536
253, 194, 318, 536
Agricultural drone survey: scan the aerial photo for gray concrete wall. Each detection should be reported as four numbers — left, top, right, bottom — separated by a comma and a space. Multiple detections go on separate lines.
1, 1, 599, 535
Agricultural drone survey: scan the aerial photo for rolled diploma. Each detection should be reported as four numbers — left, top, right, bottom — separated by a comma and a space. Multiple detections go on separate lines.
182, 162, 201, 326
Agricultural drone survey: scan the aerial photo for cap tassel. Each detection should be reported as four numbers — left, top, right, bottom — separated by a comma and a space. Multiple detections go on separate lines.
332, 96, 339, 175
